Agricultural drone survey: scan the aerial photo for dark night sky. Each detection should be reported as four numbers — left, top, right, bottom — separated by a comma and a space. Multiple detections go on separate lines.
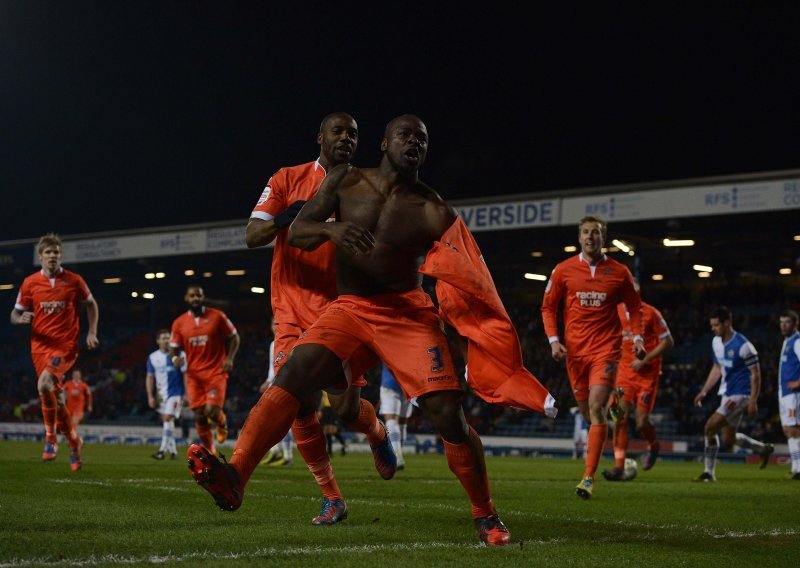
1, 2, 798, 242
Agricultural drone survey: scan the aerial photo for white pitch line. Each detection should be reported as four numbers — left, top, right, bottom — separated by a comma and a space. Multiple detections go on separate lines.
47, 479, 798, 541
0, 541, 494, 567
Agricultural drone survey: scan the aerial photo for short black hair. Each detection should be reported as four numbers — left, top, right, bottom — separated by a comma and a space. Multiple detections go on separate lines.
780, 309, 799, 325
711, 306, 732, 322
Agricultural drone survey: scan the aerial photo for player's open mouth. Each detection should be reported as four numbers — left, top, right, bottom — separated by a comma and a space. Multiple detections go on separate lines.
404, 150, 419, 161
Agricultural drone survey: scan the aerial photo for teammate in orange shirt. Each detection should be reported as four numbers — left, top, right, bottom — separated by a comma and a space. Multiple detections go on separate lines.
169, 285, 240, 455
243, 112, 396, 525
541, 216, 645, 498
10, 233, 98, 471
64, 368, 93, 427
188, 115, 511, 546
602, 280, 673, 481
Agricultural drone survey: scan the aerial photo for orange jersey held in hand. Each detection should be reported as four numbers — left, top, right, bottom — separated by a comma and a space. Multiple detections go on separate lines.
15, 268, 92, 355
541, 254, 643, 358
170, 308, 237, 382
250, 160, 338, 329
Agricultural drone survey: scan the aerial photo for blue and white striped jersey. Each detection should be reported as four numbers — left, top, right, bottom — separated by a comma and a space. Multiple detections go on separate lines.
147, 349, 186, 398
712, 331, 758, 396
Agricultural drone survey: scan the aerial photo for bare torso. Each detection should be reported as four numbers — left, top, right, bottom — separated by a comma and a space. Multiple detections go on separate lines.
333, 167, 456, 296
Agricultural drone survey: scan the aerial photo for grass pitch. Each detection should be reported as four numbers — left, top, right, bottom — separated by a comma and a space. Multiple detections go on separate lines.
0, 441, 798, 567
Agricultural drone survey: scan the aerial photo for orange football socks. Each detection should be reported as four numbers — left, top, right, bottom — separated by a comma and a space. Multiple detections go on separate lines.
231, 386, 300, 486
584, 423, 609, 478
345, 399, 385, 446
443, 426, 495, 519
39, 391, 57, 439
293, 412, 343, 500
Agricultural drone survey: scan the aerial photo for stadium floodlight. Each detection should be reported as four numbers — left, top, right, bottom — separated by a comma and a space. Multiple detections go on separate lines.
530, 251, 543, 257
794, 235, 800, 241
251, 286, 266, 294
203, 272, 213, 277
697, 271, 711, 278
144, 272, 156, 279
692, 264, 713, 272
103, 278, 121, 284
651, 274, 664, 281
524, 273, 547, 281
184, 269, 195, 276
779, 268, 792, 275
611, 239, 632, 253
142, 292, 155, 299
155, 272, 166, 279
663, 238, 695, 247
131, 292, 139, 298
564, 245, 577, 252
226, 269, 246, 276
0, 284, 14, 290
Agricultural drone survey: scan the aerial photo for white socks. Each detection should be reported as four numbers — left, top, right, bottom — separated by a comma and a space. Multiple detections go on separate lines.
704, 434, 719, 475
789, 437, 800, 473
386, 418, 403, 463
162, 420, 175, 454
735, 432, 766, 451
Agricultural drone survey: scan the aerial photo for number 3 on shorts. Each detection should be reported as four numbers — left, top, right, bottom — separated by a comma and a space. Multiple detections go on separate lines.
427, 346, 444, 373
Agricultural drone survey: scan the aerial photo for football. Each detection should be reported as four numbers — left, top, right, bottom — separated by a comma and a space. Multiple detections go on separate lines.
624, 458, 638, 480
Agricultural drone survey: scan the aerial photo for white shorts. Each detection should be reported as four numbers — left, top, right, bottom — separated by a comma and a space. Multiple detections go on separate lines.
779, 392, 800, 427
715, 394, 749, 428
380, 387, 413, 419
158, 395, 183, 419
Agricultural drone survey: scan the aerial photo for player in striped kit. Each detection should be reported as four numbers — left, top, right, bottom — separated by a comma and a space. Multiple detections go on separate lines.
693, 306, 774, 481
777, 310, 800, 479
146, 329, 186, 460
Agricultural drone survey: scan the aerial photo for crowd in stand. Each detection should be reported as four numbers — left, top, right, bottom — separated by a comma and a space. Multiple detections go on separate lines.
1, 279, 797, 448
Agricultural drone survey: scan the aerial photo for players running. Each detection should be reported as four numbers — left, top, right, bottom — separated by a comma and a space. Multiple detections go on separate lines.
244, 112, 396, 525
188, 115, 525, 546
542, 216, 646, 499
541, 216, 645, 498
170, 285, 239, 455
693, 306, 773, 481
603, 281, 674, 480
10, 233, 99, 471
